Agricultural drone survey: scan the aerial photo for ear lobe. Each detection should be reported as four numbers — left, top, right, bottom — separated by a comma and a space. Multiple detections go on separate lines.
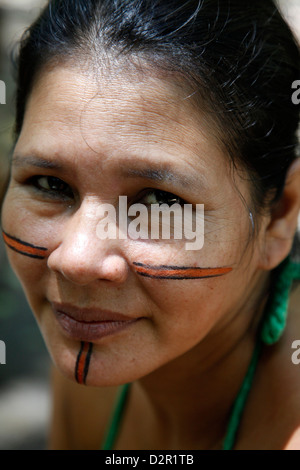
259, 159, 300, 271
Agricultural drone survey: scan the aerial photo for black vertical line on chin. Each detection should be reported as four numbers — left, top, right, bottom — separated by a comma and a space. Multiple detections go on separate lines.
75, 341, 84, 383
83, 342, 93, 384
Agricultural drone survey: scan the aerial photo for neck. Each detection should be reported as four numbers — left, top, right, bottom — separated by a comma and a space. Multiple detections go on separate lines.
129, 272, 270, 449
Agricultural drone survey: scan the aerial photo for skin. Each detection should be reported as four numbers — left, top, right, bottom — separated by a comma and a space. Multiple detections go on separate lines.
1, 62, 300, 449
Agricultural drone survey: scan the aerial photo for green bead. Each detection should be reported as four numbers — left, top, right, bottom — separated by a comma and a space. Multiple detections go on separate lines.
261, 258, 300, 345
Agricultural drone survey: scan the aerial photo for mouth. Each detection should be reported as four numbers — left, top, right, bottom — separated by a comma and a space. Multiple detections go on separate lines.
51, 301, 141, 341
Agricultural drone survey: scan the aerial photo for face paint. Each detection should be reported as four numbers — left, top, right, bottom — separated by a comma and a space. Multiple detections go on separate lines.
133, 262, 232, 280
75, 341, 93, 385
2, 230, 48, 259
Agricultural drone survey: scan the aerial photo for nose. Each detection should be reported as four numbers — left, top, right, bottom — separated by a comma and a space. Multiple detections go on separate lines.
47, 201, 129, 285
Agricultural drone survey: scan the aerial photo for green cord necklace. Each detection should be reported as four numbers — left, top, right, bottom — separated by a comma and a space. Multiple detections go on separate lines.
101, 258, 300, 451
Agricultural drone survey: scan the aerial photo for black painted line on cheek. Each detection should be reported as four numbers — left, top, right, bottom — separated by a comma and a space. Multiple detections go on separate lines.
2, 230, 48, 259
133, 262, 233, 280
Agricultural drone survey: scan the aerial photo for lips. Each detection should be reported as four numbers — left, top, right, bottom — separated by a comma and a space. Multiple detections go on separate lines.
51, 302, 141, 341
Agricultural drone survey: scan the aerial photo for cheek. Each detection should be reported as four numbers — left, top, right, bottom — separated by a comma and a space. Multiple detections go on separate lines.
1, 192, 60, 301
126, 242, 235, 339
126, 234, 256, 347
141, 278, 229, 330
132, 269, 253, 359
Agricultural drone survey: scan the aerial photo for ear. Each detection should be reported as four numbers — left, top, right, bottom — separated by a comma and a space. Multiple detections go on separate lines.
259, 159, 300, 270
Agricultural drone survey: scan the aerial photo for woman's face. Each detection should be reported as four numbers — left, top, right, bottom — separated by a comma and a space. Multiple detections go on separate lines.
1, 64, 268, 386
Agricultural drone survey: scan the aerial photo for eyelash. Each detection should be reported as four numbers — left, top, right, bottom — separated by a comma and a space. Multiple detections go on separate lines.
28, 175, 74, 200
27, 175, 186, 206
138, 189, 185, 207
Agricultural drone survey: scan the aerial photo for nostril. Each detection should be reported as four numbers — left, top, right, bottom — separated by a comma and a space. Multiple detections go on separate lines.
100, 255, 130, 283
48, 244, 129, 285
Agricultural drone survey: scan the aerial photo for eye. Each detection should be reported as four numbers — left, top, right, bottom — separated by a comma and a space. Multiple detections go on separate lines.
30, 176, 73, 199
139, 189, 185, 207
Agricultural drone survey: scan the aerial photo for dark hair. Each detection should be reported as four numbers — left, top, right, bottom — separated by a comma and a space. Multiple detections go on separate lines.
15, 0, 300, 219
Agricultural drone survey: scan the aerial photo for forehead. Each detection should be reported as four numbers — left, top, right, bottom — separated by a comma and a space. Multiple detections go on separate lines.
16, 62, 227, 180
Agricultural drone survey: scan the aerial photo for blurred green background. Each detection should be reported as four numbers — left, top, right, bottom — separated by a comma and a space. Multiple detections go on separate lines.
0, 0, 50, 450
0, 0, 49, 386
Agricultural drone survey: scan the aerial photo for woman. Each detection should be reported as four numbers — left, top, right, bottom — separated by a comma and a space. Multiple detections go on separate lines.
1, 0, 300, 449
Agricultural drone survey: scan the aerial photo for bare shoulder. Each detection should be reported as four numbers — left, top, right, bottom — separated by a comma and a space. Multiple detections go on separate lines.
237, 284, 300, 449
49, 366, 119, 450
266, 284, 300, 449
284, 427, 300, 450
283, 285, 300, 450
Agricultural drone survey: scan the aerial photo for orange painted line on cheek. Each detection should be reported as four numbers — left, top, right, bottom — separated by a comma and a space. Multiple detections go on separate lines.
133, 262, 232, 279
2, 230, 48, 259
75, 341, 93, 385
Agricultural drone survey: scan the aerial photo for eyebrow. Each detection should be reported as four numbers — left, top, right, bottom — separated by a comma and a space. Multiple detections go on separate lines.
12, 155, 203, 189
12, 155, 64, 170
121, 167, 199, 189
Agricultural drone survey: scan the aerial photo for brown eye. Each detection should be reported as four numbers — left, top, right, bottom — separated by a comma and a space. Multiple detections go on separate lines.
141, 190, 184, 206
37, 176, 66, 191
31, 176, 73, 199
